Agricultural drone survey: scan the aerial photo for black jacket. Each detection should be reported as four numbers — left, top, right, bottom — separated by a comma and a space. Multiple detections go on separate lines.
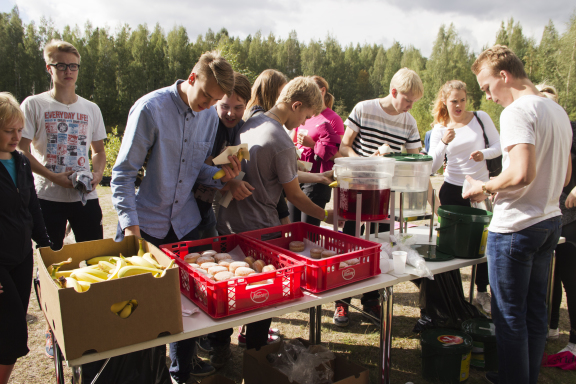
0, 150, 50, 266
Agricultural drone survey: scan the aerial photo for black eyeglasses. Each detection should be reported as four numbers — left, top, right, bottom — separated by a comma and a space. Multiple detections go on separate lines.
49, 63, 80, 71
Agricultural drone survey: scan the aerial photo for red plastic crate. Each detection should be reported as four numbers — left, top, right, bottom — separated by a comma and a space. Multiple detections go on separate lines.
160, 234, 304, 318
240, 222, 382, 293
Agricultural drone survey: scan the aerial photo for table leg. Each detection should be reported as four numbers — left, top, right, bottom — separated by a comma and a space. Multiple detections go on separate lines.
469, 264, 477, 304
547, 251, 557, 326
309, 306, 316, 344
380, 286, 394, 384
315, 305, 322, 345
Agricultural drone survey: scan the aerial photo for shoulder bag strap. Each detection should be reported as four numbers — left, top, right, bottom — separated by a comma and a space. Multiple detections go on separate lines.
473, 111, 489, 149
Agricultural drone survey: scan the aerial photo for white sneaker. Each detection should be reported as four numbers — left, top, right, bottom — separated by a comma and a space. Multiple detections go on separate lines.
548, 328, 560, 340
558, 342, 576, 355
475, 292, 491, 313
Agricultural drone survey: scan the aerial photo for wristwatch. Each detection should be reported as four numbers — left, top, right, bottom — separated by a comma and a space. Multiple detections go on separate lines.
482, 183, 493, 196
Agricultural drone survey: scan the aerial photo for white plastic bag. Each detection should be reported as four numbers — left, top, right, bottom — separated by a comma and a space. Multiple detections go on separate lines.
389, 233, 433, 279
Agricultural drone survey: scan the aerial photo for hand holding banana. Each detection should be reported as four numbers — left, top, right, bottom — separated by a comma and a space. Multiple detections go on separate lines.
212, 153, 243, 182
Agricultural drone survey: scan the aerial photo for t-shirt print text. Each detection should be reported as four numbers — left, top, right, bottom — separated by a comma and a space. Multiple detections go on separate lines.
44, 111, 89, 173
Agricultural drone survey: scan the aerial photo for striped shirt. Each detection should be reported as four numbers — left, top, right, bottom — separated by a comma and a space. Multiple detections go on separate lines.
345, 99, 421, 156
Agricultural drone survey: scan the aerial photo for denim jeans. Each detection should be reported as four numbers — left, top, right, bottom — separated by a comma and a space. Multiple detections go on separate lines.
487, 216, 562, 384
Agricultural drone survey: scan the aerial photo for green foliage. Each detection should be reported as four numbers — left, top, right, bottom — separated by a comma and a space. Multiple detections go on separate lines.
103, 126, 122, 177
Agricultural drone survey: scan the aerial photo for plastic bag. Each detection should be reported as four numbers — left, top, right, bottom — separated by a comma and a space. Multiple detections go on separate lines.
389, 233, 433, 279
268, 339, 335, 384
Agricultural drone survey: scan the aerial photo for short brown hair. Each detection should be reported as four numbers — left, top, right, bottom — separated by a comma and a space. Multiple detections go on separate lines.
193, 51, 235, 96
471, 45, 527, 79
246, 69, 288, 112
311, 76, 333, 110
277, 76, 323, 115
0, 92, 24, 130
44, 40, 81, 64
232, 72, 251, 103
536, 82, 558, 103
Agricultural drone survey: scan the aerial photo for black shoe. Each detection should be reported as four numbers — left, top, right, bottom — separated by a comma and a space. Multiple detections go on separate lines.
485, 371, 498, 384
362, 300, 381, 325
333, 302, 350, 327
209, 345, 232, 368
190, 356, 215, 377
197, 336, 213, 353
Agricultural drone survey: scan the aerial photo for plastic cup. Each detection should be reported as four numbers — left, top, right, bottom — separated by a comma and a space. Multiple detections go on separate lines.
392, 251, 407, 274
298, 128, 308, 139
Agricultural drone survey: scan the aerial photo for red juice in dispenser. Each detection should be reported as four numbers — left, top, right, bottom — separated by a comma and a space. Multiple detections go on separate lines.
337, 187, 391, 221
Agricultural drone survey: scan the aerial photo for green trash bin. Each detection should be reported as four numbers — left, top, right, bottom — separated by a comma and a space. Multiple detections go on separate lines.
421, 328, 473, 383
436, 205, 492, 259
462, 318, 498, 371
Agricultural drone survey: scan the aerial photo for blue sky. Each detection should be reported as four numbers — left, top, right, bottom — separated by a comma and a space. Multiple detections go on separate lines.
1, 0, 573, 57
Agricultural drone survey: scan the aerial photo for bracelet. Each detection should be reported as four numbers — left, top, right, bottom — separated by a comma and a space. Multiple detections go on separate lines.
441, 139, 448, 145
323, 209, 328, 222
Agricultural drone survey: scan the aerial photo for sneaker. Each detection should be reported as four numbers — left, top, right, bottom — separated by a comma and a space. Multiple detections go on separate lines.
333, 302, 350, 327
558, 342, 576, 355
45, 332, 54, 359
548, 328, 560, 340
485, 371, 498, 384
475, 292, 492, 313
190, 355, 215, 377
197, 336, 213, 353
362, 302, 381, 325
269, 328, 280, 336
209, 346, 231, 368
237, 332, 280, 347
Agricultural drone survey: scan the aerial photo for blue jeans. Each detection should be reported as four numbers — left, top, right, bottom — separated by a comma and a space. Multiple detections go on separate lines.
487, 216, 561, 384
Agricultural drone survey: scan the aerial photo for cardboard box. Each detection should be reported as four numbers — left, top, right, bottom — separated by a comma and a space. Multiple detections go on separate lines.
38, 236, 183, 361
243, 338, 369, 384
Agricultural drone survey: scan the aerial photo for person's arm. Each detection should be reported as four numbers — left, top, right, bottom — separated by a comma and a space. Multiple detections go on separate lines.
565, 152, 572, 187
312, 121, 341, 162
26, 165, 51, 248
464, 143, 536, 202
339, 127, 360, 157
283, 177, 333, 222
90, 140, 106, 188
429, 127, 448, 172
298, 170, 334, 185
18, 138, 74, 188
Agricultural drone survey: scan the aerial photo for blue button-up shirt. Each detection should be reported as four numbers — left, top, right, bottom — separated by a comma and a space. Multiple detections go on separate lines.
111, 80, 223, 239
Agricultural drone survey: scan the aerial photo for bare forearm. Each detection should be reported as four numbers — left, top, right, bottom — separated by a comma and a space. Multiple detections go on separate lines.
91, 152, 106, 176
339, 144, 359, 157
286, 189, 325, 221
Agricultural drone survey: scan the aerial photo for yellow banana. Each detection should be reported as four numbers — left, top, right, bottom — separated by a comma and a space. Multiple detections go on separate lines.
86, 256, 115, 265
108, 258, 127, 280
98, 261, 116, 273
129, 299, 138, 310
77, 281, 91, 292
329, 181, 338, 188
117, 266, 162, 279
64, 277, 83, 293
119, 303, 133, 319
54, 270, 73, 278
110, 300, 130, 313
70, 271, 105, 283
74, 267, 108, 280
126, 256, 156, 269
237, 150, 245, 162
137, 238, 146, 256
158, 260, 176, 278
143, 253, 164, 269
212, 169, 226, 180
48, 258, 73, 279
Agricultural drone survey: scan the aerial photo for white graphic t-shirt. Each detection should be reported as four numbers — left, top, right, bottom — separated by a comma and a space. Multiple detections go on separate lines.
21, 92, 107, 202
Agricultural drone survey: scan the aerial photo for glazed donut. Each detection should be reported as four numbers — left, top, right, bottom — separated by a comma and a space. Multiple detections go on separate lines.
214, 271, 234, 282
229, 261, 249, 273
253, 259, 266, 272
244, 256, 255, 268
208, 266, 229, 275
214, 253, 233, 262
183, 253, 201, 263
235, 267, 256, 277
346, 258, 360, 265
218, 260, 232, 269
321, 250, 337, 259
339, 262, 349, 269
196, 256, 215, 265
289, 241, 305, 252
262, 265, 276, 273
310, 248, 324, 259
200, 262, 218, 271
188, 263, 200, 269
202, 250, 217, 257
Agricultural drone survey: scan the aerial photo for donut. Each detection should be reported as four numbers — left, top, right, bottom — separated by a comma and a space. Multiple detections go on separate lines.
196, 256, 215, 265
253, 260, 266, 272
218, 260, 231, 269
183, 253, 201, 263
262, 265, 276, 273
339, 262, 349, 269
200, 262, 218, 271
346, 258, 360, 265
310, 248, 324, 259
188, 263, 200, 269
214, 271, 234, 282
321, 250, 337, 259
289, 241, 305, 252
214, 253, 233, 262
229, 261, 249, 273
244, 256, 255, 268
208, 265, 229, 275
235, 267, 256, 277
202, 250, 217, 257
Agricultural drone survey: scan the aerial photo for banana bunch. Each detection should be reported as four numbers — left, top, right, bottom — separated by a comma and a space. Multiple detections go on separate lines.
110, 299, 139, 318
212, 148, 248, 180
48, 253, 176, 292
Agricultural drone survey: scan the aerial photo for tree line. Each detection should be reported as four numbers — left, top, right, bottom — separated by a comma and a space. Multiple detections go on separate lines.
1, 6, 575, 139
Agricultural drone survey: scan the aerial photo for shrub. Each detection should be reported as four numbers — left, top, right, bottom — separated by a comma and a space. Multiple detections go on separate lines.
103, 126, 122, 177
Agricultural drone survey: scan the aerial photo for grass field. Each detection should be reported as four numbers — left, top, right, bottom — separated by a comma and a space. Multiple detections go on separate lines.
8, 179, 575, 383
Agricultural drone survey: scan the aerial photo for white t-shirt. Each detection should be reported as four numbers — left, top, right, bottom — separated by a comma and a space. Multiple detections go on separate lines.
345, 99, 421, 156
429, 111, 501, 186
21, 92, 107, 202
489, 95, 572, 233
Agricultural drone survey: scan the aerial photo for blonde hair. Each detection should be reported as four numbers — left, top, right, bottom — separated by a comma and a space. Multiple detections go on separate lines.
232, 72, 252, 103
192, 51, 235, 96
277, 76, 324, 115
471, 44, 527, 79
0, 92, 24, 129
246, 69, 288, 112
535, 82, 558, 103
390, 68, 423, 98
432, 80, 467, 127
311, 75, 334, 110
44, 40, 81, 64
